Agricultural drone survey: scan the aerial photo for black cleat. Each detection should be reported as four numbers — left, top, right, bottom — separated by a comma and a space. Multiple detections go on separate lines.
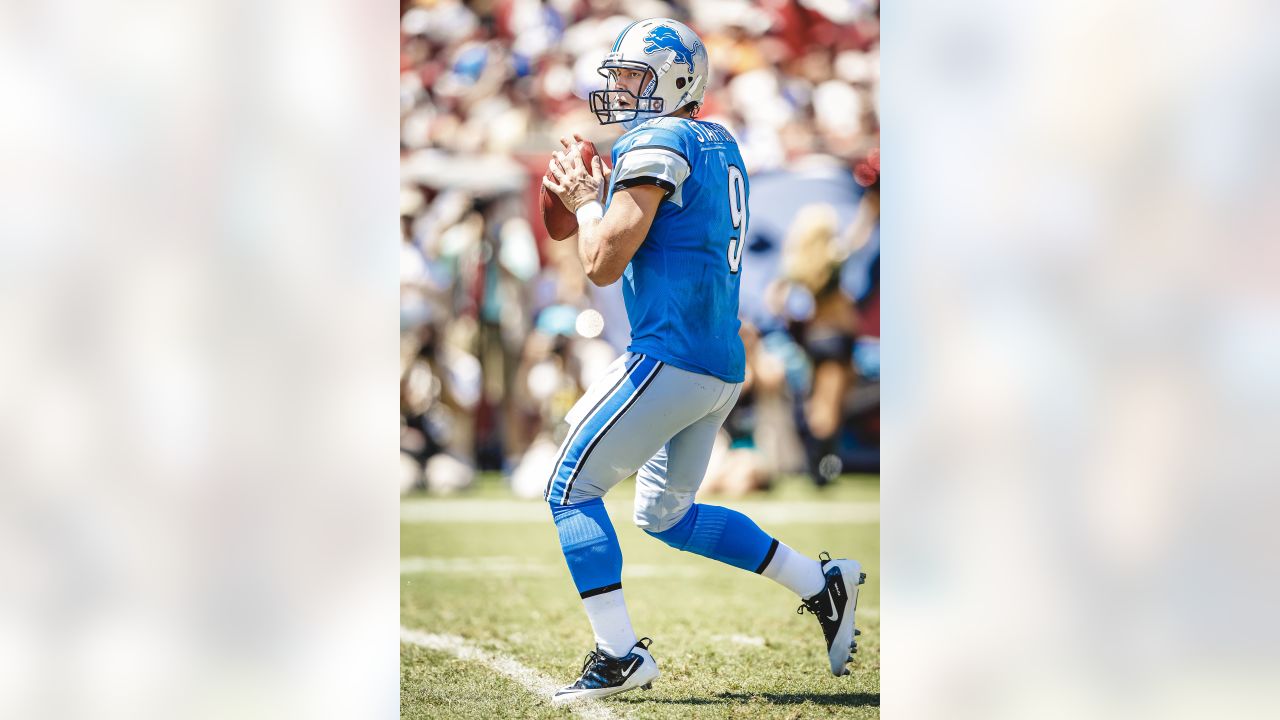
797, 552, 865, 676
552, 637, 660, 705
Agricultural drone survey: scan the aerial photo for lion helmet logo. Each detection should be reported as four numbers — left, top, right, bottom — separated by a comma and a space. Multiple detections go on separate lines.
642, 25, 698, 69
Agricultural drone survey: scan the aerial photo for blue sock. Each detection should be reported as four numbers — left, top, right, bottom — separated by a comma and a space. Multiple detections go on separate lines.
550, 498, 624, 598
645, 503, 779, 574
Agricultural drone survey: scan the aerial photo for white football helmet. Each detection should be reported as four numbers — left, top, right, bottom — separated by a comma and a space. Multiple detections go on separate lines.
590, 18, 710, 130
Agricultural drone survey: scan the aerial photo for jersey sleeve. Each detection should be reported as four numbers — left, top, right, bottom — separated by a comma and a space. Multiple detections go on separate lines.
610, 127, 693, 206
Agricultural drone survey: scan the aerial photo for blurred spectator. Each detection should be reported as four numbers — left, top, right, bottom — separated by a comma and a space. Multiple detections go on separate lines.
698, 322, 806, 497
400, 0, 880, 493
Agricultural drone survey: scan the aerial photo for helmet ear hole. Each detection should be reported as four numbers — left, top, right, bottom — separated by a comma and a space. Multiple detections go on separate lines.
675, 77, 687, 89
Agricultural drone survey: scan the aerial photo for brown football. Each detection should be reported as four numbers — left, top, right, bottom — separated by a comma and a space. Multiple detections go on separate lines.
540, 140, 606, 241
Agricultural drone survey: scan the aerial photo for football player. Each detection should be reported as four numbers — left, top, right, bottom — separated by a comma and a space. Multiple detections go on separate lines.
541, 18, 867, 704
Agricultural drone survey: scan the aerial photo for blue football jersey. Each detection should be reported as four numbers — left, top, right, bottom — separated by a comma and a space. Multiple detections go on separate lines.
606, 117, 748, 383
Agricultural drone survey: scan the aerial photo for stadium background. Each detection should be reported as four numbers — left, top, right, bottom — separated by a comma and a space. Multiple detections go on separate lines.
400, 0, 880, 497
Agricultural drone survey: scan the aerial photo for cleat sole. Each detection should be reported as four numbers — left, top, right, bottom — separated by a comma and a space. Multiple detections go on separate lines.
641, 682, 653, 690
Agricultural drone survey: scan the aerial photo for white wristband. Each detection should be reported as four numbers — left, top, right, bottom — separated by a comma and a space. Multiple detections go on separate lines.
575, 201, 604, 226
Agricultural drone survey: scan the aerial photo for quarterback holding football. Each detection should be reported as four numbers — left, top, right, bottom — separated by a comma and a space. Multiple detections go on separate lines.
541, 17, 867, 704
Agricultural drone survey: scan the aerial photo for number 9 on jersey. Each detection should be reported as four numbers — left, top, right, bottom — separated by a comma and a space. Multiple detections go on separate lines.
726, 165, 747, 274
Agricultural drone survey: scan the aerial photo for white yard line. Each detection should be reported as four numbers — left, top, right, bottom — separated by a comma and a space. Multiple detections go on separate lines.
400, 556, 558, 576
400, 627, 622, 720
401, 499, 878, 525
399, 556, 701, 577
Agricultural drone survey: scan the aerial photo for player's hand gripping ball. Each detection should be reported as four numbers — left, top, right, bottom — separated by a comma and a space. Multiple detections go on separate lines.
540, 135, 610, 241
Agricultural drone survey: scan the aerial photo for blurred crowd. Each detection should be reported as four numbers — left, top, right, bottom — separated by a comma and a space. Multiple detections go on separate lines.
400, 0, 880, 497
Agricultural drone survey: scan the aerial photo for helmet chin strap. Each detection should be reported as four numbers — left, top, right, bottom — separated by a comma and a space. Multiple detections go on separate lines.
619, 114, 650, 131
609, 94, 661, 128
685, 75, 703, 104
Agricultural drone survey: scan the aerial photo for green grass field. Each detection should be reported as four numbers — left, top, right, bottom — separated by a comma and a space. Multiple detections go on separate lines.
401, 474, 879, 719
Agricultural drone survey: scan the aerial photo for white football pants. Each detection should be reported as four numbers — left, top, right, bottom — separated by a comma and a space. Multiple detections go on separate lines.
543, 351, 742, 532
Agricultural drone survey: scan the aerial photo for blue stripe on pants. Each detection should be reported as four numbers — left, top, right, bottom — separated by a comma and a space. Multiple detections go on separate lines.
548, 354, 662, 505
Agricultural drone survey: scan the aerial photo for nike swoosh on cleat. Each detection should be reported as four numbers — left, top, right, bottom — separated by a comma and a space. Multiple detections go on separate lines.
625, 657, 641, 676
825, 589, 839, 621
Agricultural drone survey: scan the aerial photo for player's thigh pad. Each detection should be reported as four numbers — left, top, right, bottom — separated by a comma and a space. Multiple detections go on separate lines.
545, 354, 731, 505
634, 383, 740, 532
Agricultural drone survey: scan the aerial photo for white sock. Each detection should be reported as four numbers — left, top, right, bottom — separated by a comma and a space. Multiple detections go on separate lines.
581, 589, 639, 657
762, 542, 826, 599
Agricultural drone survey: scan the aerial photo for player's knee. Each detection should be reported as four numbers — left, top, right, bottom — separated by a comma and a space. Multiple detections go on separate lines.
550, 497, 612, 546
635, 495, 694, 535
549, 478, 606, 507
